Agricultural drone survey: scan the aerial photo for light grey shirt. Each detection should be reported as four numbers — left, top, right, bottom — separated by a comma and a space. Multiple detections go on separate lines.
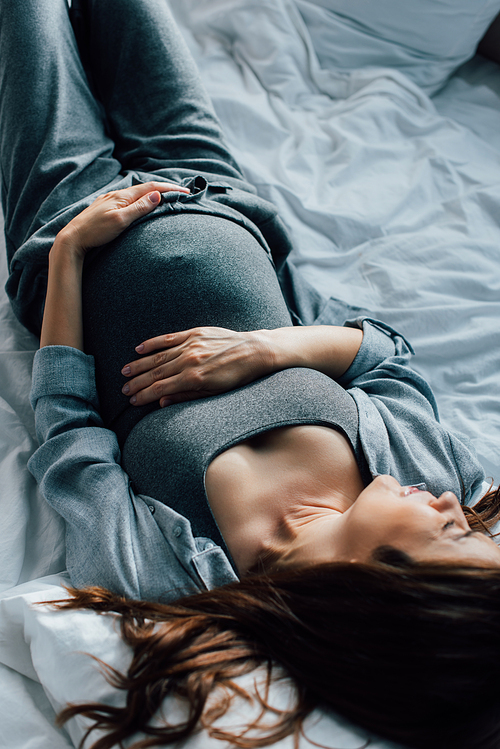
28, 317, 485, 602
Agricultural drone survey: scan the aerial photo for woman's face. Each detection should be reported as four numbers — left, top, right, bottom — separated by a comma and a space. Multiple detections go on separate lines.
282, 475, 500, 569
334, 475, 500, 566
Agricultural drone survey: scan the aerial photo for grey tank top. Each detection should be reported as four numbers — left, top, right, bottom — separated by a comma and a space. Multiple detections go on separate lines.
122, 367, 370, 568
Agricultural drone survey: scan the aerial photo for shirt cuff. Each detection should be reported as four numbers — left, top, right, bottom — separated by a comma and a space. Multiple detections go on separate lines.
30, 346, 99, 410
339, 317, 414, 385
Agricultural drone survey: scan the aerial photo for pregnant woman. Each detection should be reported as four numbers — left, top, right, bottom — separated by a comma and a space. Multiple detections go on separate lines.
2, 2, 500, 748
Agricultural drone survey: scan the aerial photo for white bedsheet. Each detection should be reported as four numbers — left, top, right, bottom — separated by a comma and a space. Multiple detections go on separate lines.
1, 1, 499, 746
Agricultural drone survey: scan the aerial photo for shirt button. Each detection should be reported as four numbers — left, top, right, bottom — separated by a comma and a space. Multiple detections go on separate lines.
148, 505, 155, 514
205, 542, 215, 550
173, 527, 182, 538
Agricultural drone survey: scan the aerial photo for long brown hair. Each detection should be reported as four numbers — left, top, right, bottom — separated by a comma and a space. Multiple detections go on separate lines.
51, 485, 500, 749
464, 482, 500, 534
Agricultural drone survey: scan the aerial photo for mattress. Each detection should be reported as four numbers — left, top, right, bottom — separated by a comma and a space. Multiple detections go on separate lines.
1, 1, 500, 747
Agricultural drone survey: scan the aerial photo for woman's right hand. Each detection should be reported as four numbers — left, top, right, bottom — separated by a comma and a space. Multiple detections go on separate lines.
121, 327, 276, 407
56, 181, 189, 258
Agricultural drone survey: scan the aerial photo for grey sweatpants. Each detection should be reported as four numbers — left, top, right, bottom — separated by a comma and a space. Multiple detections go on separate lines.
0, 0, 294, 442
0, 0, 247, 254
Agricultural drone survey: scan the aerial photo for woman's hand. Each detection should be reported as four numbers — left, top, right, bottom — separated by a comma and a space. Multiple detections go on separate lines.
40, 182, 188, 350
57, 181, 189, 257
121, 327, 275, 407
121, 324, 364, 407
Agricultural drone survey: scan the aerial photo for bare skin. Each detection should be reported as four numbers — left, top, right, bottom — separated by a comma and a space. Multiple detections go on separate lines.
40, 185, 500, 577
206, 441, 500, 575
205, 424, 366, 575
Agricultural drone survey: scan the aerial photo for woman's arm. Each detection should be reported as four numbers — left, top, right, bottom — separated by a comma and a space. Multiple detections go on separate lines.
120, 324, 364, 407
266, 324, 364, 379
28, 344, 233, 601
40, 236, 85, 349
40, 181, 189, 349
31, 182, 229, 601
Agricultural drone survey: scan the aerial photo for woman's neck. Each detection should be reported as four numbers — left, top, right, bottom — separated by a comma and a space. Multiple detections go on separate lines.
205, 424, 365, 575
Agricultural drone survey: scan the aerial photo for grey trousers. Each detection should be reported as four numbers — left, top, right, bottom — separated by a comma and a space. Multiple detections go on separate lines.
2, 0, 295, 332
0, 0, 299, 442
0, 0, 247, 252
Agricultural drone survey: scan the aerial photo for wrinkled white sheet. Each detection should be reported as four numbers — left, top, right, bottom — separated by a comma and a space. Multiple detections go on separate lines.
170, 0, 500, 480
1, 0, 500, 746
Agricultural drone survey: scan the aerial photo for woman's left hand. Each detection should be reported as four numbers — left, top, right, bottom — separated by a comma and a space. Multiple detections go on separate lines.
121, 327, 275, 407
57, 181, 190, 257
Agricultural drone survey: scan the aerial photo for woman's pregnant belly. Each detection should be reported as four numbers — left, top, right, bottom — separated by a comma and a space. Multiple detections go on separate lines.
82, 211, 292, 444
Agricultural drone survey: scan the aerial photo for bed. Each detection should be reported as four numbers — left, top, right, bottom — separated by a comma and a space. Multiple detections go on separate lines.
1, 1, 500, 747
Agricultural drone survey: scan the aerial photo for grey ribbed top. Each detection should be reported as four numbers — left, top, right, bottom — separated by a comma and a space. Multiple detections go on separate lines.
122, 367, 369, 568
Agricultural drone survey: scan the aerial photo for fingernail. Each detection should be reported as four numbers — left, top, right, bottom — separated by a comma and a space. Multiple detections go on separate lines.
148, 192, 160, 204
122, 384, 130, 394
130, 395, 137, 405
135, 344, 144, 353
122, 366, 131, 376
160, 398, 172, 408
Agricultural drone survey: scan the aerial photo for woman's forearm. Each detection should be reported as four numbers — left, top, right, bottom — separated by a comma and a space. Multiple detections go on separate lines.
121, 323, 364, 407
40, 234, 85, 350
262, 325, 364, 381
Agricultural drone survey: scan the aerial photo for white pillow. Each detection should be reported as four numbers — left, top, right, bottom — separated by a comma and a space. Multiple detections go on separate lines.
0, 578, 376, 749
295, 0, 500, 94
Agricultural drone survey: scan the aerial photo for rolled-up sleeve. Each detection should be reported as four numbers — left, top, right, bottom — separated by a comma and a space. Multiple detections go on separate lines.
337, 319, 484, 503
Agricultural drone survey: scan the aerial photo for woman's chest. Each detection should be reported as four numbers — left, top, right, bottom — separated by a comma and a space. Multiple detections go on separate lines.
205, 424, 365, 573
